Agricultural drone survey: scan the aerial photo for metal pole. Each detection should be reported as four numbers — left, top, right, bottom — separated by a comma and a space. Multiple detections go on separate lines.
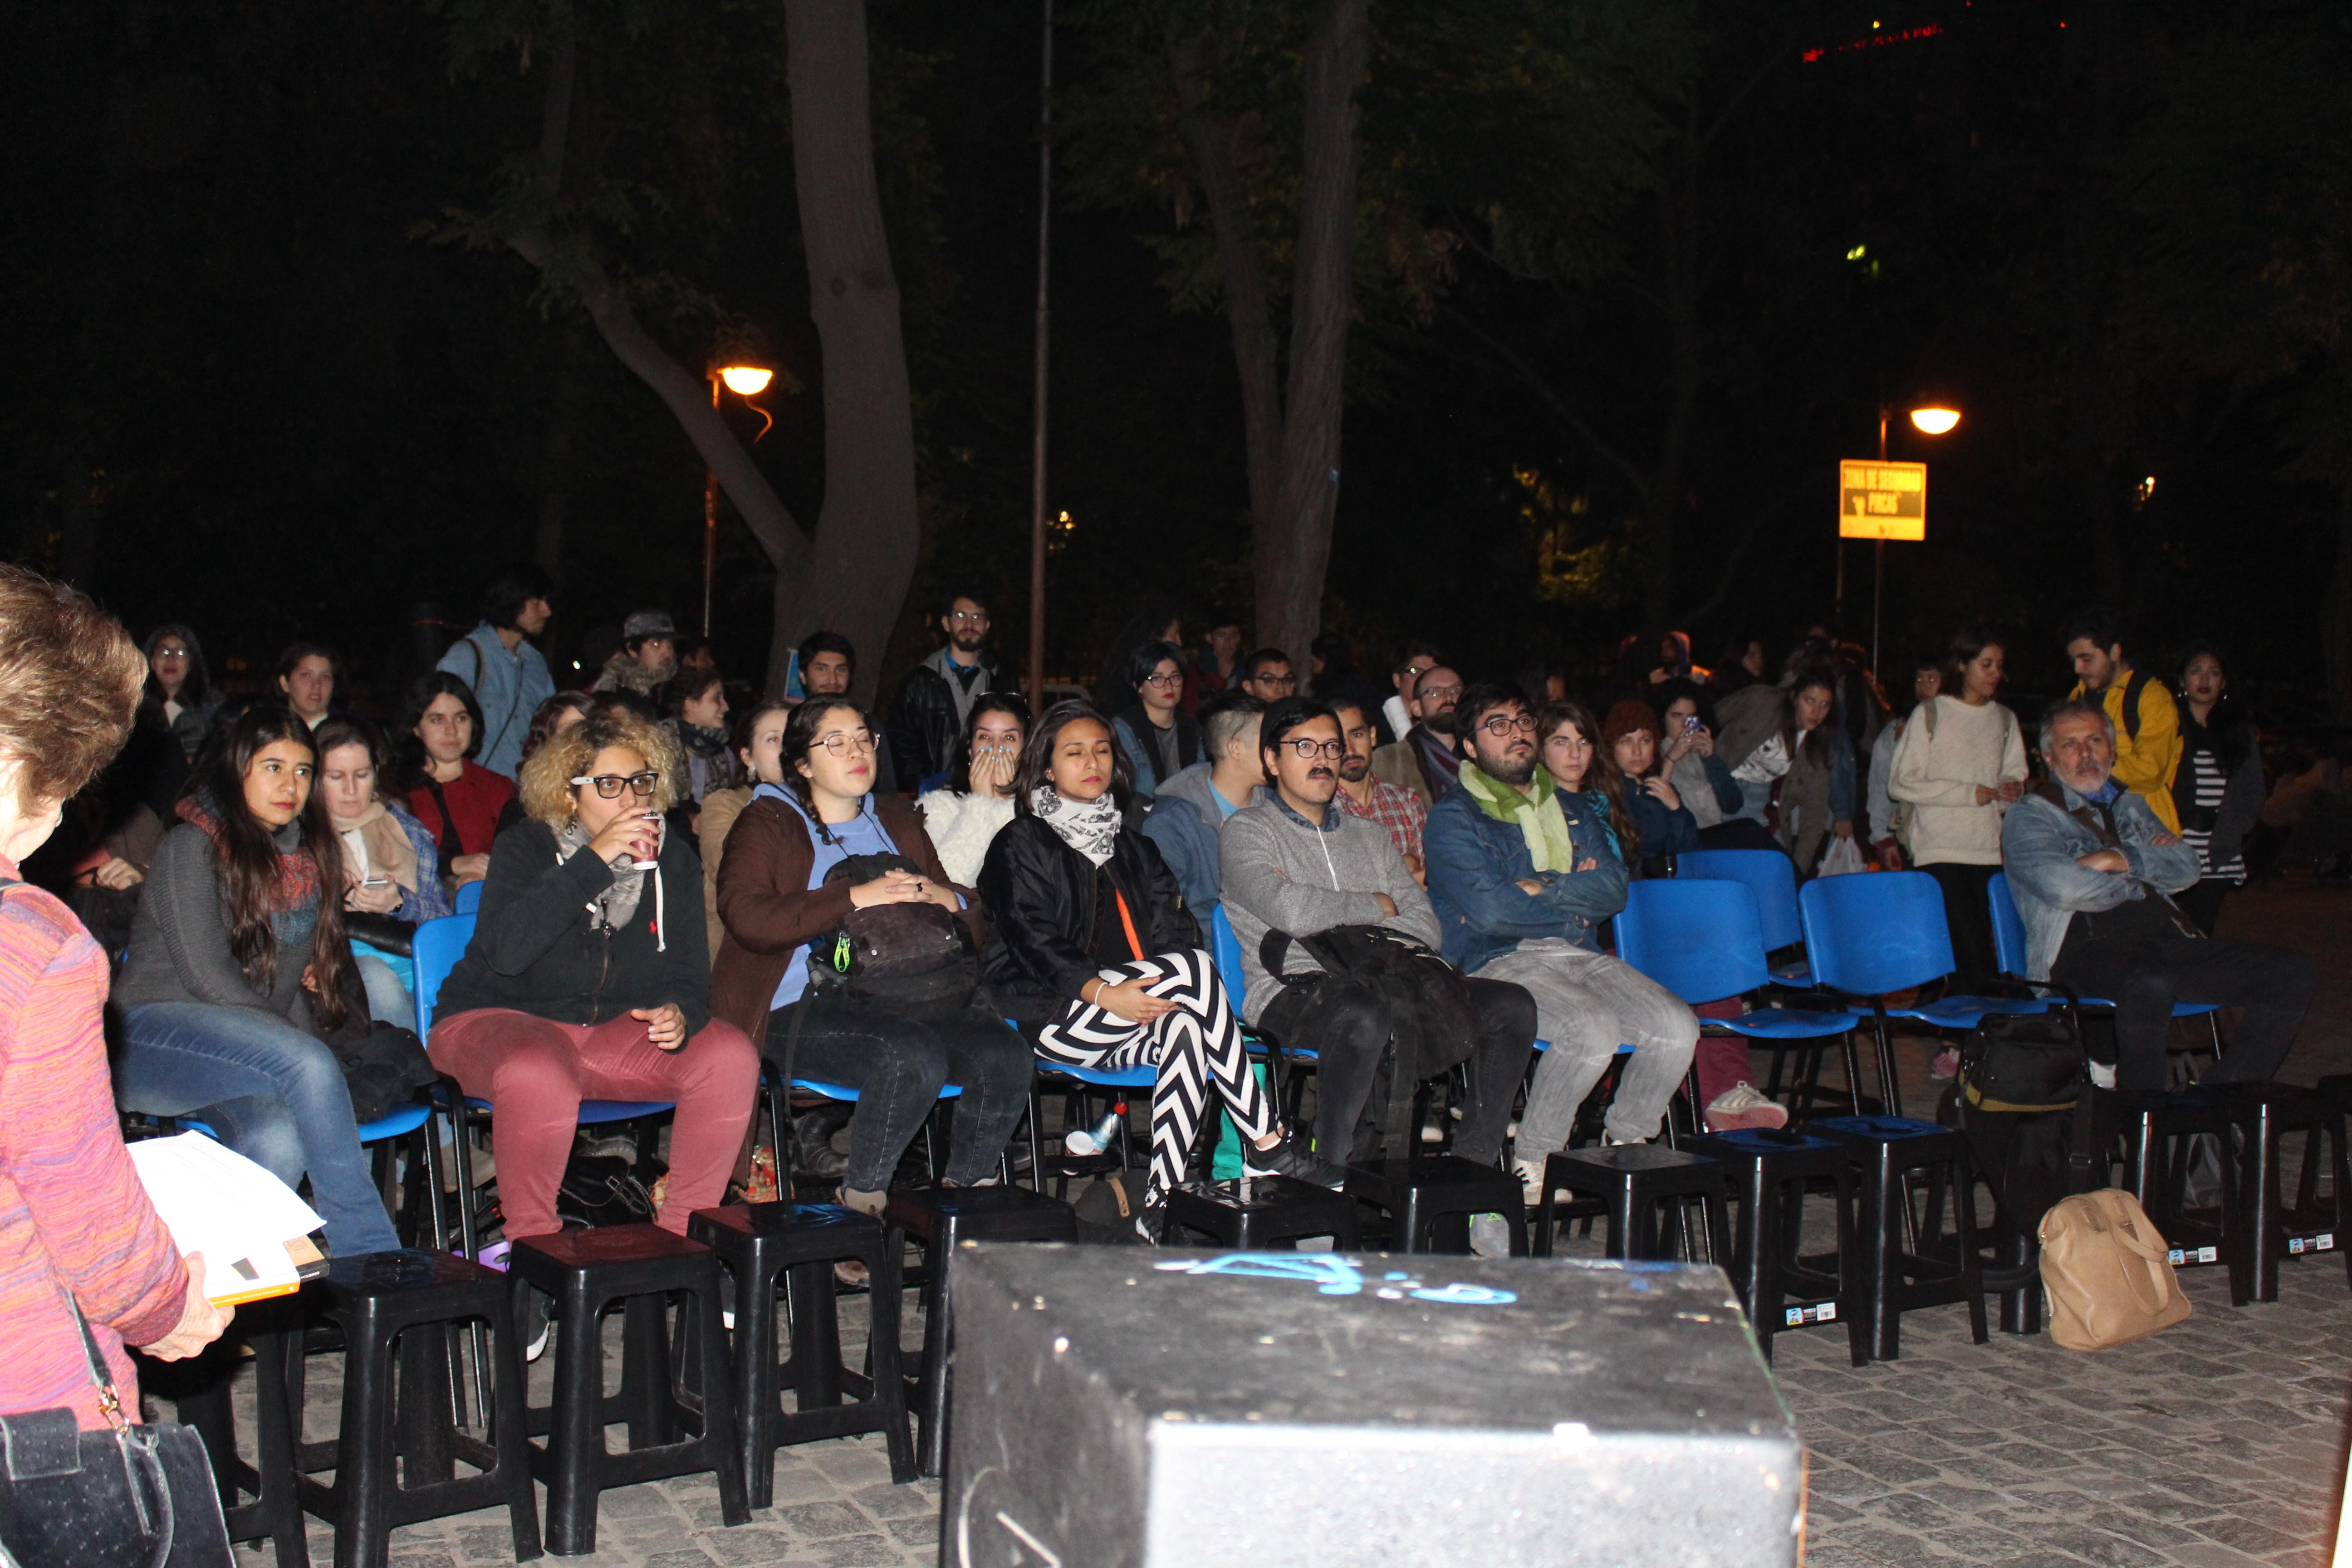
1870, 405, 1889, 681
1026, 0, 1054, 716
702, 374, 720, 638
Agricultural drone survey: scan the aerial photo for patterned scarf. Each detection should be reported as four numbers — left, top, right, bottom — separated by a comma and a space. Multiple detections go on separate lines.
176, 795, 321, 913
553, 813, 656, 935
1456, 761, 1577, 875
1029, 784, 1121, 867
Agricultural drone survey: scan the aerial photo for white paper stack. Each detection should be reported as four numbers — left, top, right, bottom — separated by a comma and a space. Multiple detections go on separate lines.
126, 1132, 329, 1305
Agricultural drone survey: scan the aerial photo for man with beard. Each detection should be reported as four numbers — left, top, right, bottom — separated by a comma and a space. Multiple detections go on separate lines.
1372, 664, 1465, 807
890, 590, 1010, 787
2004, 698, 2313, 1094
1330, 698, 1427, 882
1423, 684, 1699, 1204
1222, 698, 1535, 1165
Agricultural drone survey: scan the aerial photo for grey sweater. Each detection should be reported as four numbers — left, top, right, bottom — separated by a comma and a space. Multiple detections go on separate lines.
1219, 795, 1440, 1024
112, 821, 317, 1022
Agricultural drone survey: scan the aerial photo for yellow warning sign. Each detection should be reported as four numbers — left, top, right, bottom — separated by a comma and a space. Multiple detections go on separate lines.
1839, 460, 1926, 541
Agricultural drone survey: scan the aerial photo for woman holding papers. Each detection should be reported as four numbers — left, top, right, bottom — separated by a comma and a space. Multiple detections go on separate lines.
111, 706, 404, 1258
0, 566, 228, 1431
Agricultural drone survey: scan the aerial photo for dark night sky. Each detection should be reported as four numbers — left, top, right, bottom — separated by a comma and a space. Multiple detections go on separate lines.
2, 0, 2343, 715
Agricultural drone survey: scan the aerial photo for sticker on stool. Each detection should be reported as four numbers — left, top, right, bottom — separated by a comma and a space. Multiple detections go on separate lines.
1152, 1254, 1517, 1304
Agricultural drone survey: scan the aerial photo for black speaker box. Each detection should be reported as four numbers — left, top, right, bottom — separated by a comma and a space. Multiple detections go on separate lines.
941, 1244, 1803, 1568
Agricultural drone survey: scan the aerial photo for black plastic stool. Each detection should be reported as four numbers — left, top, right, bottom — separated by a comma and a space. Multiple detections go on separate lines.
1344, 1155, 1526, 1255
282, 1250, 540, 1568
1164, 1176, 1363, 1250
1533, 1145, 1730, 1264
886, 1185, 1077, 1479
1686, 1129, 1866, 1364
2212, 1083, 2351, 1302
162, 1300, 309, 1568
2116, 1087, 2246, 1303
687, 1202, 916, 1504
510, 1225, 750, 1556
1813, 1115, 1988, 1360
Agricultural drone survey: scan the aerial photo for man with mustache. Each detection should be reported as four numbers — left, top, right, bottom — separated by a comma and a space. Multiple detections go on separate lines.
1221, 698, 1535, 1166
1330, 698, 1427, 883
1422, 684, 1699, 1209
2004, 698, 2314, 1094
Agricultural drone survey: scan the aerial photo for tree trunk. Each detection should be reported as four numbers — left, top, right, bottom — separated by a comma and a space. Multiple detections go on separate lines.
1168, 30, 1283, 526
534, 328, 591, 578
776, 0, 923, 705
1643, 106, 1704, 641
2329, 480, 2352, 722
1257, 0, 1369, 669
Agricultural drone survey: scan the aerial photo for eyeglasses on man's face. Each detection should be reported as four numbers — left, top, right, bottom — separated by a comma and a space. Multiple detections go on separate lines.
1252, 671, 1298, 691
818, 730, 879, 756
1476, 711, 1538, 738
948, 609, 989, 625
573, 771, 659, 799
1278, 737, 1346, 761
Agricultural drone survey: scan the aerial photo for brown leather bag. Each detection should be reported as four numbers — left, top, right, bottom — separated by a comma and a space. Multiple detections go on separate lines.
2038, 1188, 2193, 1350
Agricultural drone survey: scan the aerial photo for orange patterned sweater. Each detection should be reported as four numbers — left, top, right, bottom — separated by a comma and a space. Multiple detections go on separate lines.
0, 858, 187, 1428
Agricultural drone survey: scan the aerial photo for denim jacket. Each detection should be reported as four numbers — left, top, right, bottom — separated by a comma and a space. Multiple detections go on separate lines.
1423, 784, 1629, 973
2000, 780, 2202, 980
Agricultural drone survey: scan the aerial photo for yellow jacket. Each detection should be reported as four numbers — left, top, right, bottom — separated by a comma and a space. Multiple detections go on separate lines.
2068, 671, 2182, 833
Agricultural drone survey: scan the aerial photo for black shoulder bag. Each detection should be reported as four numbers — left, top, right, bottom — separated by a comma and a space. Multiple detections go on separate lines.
1259, 924, 1478, 1158
803, 852, 980, 1025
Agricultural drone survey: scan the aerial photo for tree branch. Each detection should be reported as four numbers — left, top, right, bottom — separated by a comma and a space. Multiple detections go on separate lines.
1444, 304, 1656, 515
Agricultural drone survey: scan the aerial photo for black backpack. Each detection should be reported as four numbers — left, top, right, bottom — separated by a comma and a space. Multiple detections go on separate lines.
803, 853, 980, 1025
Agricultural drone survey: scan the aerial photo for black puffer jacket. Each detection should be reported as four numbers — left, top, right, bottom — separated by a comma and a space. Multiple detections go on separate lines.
432, 818, 711, 1032
977, 813, 1197, 1018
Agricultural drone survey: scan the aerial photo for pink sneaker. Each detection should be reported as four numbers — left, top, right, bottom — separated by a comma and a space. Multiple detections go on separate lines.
1704, 1083, 1789, 1132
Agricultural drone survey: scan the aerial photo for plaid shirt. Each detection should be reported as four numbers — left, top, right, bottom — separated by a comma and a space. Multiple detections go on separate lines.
1337, 778, 1428, 865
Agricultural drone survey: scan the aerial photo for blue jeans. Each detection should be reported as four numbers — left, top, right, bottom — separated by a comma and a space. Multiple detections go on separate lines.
115, 1002, 403, 1256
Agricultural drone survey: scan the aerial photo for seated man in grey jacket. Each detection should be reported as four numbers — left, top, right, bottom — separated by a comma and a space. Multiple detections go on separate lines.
2002, 698, 2314, 1094
1139, 691, 1266, 912
1222, 698, 1536, 1166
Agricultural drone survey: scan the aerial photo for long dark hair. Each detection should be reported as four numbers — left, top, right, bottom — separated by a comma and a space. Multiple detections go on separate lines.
141, 623, 213, 710
1540, 700, 1636, 861
949, 692, 1029, 794
1791, 671, 1838, 767
186, 706, 352, 1028
309, 714, 391, 794
2178, 642, 2250, 770
1014, 700, 1132, 815
1940, 625, 2004, 697
779, 698, 877, 846
395, 671, 486, 793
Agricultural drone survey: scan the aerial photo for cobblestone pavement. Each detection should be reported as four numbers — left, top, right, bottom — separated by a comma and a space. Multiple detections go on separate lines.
226, 879, 2352, 1567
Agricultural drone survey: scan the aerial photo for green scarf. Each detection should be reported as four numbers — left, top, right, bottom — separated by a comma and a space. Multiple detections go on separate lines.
1458, 761, 1577, 874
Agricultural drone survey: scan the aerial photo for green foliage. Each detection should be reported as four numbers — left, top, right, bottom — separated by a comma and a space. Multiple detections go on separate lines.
1059, 0, 1696, 334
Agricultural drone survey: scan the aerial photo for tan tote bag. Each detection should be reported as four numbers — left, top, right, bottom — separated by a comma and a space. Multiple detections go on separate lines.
2038, 1188, 2193, 1350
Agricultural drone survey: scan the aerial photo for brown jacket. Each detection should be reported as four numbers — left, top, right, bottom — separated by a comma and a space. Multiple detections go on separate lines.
709, 792, 980, 1053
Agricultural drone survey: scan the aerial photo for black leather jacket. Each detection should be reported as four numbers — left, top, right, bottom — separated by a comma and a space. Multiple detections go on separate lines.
977, 813, 1198, 1016
889, 651, 1006, 786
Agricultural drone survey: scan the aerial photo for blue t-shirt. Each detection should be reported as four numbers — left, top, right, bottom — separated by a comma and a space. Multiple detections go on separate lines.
1211, 787, 1244, 822
760, 785, 900, 1010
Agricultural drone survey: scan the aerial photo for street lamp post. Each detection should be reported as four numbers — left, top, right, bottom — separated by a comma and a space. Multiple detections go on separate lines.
703, 362, 774, 637
1859, 401, 1960, 679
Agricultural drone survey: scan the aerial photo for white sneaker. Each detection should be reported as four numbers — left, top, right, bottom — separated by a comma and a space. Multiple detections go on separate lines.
1513, 1156, 1548, 1207
1469, 1214, 1513, 1258
1703, 1082, 1788, 1132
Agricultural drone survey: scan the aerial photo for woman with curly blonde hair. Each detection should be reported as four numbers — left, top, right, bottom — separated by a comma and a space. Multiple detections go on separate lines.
427, 708, 758, 1245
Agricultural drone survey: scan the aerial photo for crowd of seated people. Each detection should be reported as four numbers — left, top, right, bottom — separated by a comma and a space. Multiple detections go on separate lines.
0, 558, 2332, 1496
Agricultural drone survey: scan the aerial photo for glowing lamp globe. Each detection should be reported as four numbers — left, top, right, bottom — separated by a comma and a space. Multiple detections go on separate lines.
1909, 406, 1960, 436
718, 365, 774, 397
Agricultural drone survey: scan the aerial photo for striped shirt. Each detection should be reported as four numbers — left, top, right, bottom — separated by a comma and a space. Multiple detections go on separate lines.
2179, 746, 2246, 885
0, 861, 187, 1429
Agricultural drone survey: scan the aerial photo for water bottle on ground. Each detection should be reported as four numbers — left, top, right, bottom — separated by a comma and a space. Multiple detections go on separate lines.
1065, 1103, 1127, 1156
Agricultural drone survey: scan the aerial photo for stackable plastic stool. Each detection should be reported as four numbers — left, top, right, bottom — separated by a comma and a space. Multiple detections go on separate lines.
2116, 1086, 2247, 1302
164, 1300, 310, 1568
2211, 1083, 2351, 1302
1813, 1115, 1988, 1359
1532, 1145, 1730, 1264
686, 1202, 916, 1503
1344, 1155, 1527, 1255
1687, 1128, 1867, 1364
282, 1250, 540, 1568
510, 1225, 749, 1555
1164, 1176, 1363, 1250
885, 1186, 1077, 1478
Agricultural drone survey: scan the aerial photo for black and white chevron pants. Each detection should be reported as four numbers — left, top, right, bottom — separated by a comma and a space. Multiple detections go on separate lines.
1035, 947, 1273, 1205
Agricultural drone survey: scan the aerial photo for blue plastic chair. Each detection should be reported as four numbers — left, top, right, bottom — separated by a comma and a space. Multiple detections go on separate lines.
1987, 872, 2224, 1045
1617, 880, 1862, 1120
1797, 871, 2045, 1117
454, 879, 483, 915
1675, 849, 1812, 984
412, 912, 676, 1257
